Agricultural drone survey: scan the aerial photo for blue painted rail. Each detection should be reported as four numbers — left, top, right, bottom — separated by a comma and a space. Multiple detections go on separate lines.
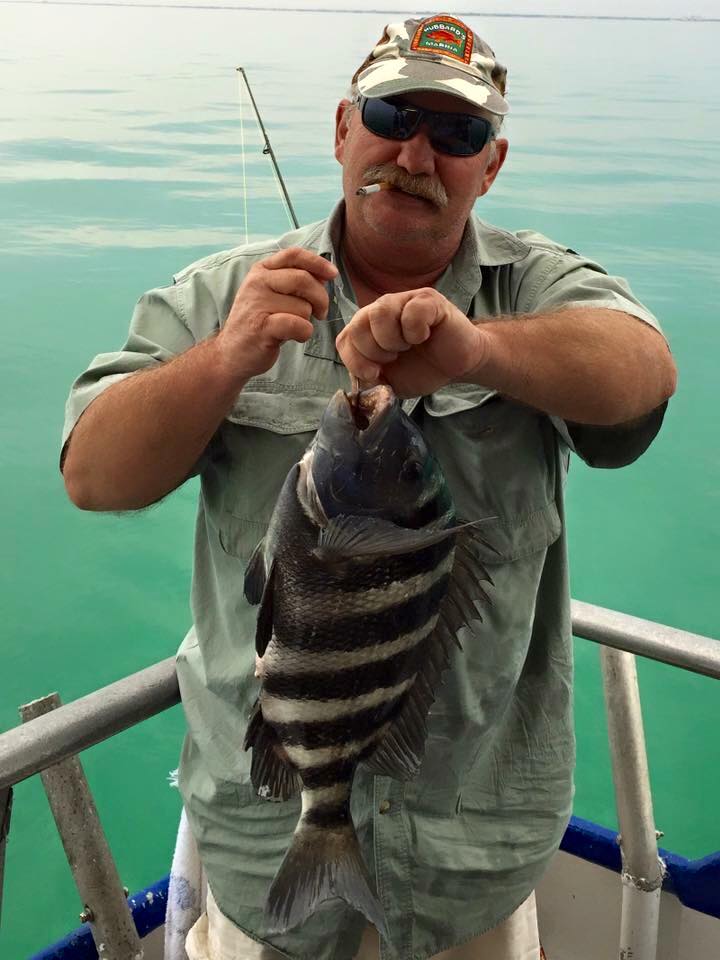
561, 816, 720, 919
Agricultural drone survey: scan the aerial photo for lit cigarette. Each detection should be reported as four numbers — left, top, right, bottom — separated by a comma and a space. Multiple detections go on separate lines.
356, 181, 393, 196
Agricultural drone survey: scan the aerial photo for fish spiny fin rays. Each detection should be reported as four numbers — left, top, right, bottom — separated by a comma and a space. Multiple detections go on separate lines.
266, 819, 388, 939
244, 700, 301, 801
364, 529, 494, 781
442, 529, 494, 635
362, 627, 448, 780
313, 514, 496, 566
244, 537, 268, 605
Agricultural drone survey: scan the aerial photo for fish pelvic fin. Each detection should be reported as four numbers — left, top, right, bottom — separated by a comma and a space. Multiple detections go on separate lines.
243, 537, 268, 605
265, 819, 388, 940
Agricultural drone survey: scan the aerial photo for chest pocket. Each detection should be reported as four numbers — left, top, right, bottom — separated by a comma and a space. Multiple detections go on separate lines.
209, 379, 336, 561
419, 383, 562, 563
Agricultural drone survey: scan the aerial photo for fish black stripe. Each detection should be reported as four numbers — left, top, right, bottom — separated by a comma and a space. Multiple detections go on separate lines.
300, 758, 357, 790
302, 801, 352, 829
269, 696, 405, 749
263, 638, 428, 702
300, 745, 376, 790
274, 573, 451, 652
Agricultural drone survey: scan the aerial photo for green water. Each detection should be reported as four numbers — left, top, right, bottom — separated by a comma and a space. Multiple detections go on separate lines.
1, 6, 719, 955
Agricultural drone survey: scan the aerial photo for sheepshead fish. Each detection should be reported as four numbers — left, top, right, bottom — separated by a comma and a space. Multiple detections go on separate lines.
243, 384, 492, 938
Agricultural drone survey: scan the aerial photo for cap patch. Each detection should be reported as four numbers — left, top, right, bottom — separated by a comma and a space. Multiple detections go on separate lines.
411, 16, 473, 65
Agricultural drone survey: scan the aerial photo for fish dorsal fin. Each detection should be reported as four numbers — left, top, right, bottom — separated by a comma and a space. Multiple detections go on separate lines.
363, 528, 493, 781
314, 514, 494, 566
244, 537, 268, 605
438, 529, 493, 638
244, 699, 302, 801
254, 560, 277, 657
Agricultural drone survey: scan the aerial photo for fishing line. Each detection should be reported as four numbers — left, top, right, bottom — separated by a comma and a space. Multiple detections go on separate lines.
236, 70, 250, 246
236, 67, 299, 234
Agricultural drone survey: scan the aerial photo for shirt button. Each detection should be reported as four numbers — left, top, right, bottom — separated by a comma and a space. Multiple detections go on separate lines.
378, 799, 391, 814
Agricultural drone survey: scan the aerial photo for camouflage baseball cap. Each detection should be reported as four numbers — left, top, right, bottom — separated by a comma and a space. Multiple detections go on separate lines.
353, 14, 508, 115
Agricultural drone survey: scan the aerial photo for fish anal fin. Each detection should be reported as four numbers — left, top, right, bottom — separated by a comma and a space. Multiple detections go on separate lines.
244, 699, 301, 801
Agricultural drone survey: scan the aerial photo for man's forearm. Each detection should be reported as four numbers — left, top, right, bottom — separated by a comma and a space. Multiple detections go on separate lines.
466, 307, 677, 425
62, 337, 246, 511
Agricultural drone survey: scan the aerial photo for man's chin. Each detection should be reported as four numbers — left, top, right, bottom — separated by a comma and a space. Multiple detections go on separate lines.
362, 205, 447, 245
382, 225, 446, 244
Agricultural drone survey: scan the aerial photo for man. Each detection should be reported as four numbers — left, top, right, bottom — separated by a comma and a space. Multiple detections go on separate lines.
61, 14, 676, 960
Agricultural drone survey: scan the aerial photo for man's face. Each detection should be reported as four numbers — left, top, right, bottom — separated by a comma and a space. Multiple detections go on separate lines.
335, 90, 508, 247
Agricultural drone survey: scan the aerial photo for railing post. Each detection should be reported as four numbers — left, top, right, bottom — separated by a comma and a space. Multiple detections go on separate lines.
0, 785, 12, 929
20, 694, 143, 959
601, 647, 665, 960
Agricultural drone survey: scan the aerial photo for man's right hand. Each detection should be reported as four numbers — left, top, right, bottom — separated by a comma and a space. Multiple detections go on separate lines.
215, 248, 338, 381
62, 248, 338, 511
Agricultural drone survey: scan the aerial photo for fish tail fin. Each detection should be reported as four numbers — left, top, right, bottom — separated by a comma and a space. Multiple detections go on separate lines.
266, 818, 388, 939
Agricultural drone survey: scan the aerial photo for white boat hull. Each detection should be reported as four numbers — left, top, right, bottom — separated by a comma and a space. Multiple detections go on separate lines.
538, 851, 720, 960
134, 849, 720, 960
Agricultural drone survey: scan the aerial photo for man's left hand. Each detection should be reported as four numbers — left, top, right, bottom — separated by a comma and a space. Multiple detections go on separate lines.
336, 288, 487, 397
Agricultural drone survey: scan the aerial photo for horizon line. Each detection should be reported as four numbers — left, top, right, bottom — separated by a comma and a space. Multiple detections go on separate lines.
2, 1, 719, 22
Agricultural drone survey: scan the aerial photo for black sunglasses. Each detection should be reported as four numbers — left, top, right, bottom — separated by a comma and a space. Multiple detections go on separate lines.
359, 96, 494, 158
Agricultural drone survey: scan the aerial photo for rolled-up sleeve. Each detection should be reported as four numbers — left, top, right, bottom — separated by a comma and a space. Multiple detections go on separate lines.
61, 283, 196, 459
512, 238, 670, 468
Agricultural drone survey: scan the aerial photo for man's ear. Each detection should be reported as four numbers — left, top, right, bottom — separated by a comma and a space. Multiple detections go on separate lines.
335, 99, 354, 164
478, 138, 508, 197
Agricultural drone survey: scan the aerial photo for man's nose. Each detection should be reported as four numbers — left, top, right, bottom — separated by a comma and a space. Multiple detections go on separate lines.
394, 126, 437, 177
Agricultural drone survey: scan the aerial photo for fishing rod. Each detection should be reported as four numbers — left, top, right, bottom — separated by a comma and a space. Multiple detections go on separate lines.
236, 66, 300, 234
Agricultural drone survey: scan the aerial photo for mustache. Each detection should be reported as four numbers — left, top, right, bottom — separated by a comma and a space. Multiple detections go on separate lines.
361, 164, 448, 208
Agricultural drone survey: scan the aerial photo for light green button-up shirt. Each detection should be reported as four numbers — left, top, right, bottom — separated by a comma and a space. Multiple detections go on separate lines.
62, 202, 665, 960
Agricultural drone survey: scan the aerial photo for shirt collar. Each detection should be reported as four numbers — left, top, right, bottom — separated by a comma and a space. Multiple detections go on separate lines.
315, 199, 529, 280
316, 200, 345, 263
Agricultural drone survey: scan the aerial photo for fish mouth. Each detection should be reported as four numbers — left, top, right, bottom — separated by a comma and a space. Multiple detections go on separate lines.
344, 385, 397, 438
312, 385, 403, 516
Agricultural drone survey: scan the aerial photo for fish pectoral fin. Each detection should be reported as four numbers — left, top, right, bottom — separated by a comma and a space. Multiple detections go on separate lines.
254, 560, 277, 657
314, 515, 488, 564
244, 699, 301, 801
244, 537, 268, 605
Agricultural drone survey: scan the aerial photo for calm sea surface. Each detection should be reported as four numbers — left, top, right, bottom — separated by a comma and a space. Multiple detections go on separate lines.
1, 5, 719, 954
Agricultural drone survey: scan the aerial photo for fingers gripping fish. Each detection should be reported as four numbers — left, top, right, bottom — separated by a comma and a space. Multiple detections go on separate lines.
243, 384, 494, 939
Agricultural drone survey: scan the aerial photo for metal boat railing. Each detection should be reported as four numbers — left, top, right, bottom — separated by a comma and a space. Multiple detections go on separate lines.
1, 600, 718, 958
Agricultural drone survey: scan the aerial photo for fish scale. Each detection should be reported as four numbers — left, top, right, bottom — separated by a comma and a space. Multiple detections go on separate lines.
242, 384, 493, 939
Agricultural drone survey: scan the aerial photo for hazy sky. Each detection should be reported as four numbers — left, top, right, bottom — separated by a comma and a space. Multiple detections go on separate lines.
250, 1, 719, 13
21, 0, 719, 15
